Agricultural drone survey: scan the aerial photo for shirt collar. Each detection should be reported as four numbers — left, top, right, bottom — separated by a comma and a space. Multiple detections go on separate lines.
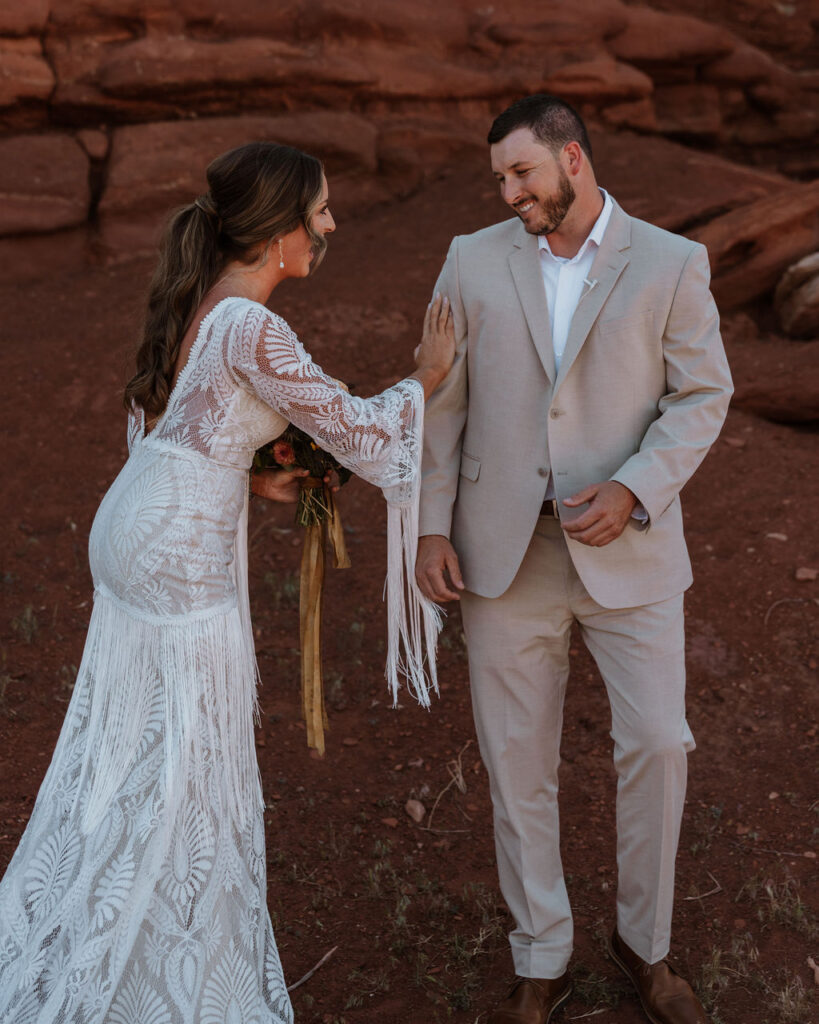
538, 188, 613, 263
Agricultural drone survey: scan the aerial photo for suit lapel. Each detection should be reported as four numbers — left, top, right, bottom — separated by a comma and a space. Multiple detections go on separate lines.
508, 227, 556, 385
554, 203, 632, 392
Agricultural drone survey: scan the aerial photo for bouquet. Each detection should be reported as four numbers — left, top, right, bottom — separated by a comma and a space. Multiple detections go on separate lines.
253, 426, 352, 527
253, 423, 352, 756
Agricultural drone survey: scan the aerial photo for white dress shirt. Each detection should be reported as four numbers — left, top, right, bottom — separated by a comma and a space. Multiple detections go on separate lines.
538, 188, 613, 374
540, 190, 612, 503
539, 190, 647, 521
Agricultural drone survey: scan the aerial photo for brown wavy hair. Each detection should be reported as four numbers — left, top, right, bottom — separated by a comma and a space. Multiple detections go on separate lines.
124, 142, 326, 420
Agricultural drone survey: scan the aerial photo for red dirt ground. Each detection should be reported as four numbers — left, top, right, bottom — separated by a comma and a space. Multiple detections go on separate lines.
1, 165, 817, 1023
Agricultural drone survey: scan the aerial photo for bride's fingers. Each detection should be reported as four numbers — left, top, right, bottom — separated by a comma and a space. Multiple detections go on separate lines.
423, 295, 437, 336
428, 294, 448, 332
322, 470, 341, 493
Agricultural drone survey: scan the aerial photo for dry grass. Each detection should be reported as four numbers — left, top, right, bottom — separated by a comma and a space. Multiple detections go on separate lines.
11, 604, 38, 643
737, 873, 819, 941
697, 933, 815, 1024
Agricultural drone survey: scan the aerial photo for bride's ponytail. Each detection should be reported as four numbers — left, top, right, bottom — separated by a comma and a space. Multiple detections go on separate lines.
124, 142, 325, 421
125, 201, 221, 420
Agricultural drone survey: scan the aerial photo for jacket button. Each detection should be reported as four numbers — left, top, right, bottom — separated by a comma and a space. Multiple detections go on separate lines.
550, 408, 561, 419
537, 467, 549, 478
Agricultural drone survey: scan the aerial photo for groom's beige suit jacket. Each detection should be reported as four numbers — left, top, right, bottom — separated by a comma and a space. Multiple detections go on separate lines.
419, 201, 733, 609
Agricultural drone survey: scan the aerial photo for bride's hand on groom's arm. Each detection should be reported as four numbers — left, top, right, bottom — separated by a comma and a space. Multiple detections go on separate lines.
412, 294, 456, 398
416, 535, 464, 603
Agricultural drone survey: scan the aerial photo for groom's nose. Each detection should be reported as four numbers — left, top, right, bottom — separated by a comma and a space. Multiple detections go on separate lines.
501, 179, 522, 207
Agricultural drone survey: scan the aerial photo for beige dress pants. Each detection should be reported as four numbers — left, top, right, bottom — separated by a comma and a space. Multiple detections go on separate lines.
460, 516, 695, 978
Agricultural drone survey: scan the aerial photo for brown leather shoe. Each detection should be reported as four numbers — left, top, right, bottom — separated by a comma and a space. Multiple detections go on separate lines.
488, 973, 572, 1024
607, 930, 708, 1024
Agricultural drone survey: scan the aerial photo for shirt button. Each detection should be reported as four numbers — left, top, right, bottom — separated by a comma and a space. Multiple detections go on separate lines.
537, 467, 549, 478
550, 408, 561, 419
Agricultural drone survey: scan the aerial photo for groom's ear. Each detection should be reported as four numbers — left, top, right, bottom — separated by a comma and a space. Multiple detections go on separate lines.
562, 141, 584, 176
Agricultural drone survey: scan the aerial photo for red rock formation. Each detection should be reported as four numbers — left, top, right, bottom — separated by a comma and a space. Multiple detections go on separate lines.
0, 0, 816, 306
100, 112, 379, 219
609, 7, 736, 71
0, 0, 50, 37
0, 134, 89, 234
0, 39, 54, 109
731, 344, 819, 423
96, 111, 382, 253
774, 253, 819, 339
691, 183, 819, 308
641, 0, 818, 69
590, 130, 788, 232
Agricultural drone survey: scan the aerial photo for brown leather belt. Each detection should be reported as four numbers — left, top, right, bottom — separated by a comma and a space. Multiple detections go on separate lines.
540, 499, 559, 518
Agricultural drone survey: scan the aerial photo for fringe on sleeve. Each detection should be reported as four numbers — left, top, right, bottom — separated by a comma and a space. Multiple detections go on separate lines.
382, 380, 443, 707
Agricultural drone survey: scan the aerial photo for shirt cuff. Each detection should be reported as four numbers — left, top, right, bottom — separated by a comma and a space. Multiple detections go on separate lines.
631, 503, 649, 524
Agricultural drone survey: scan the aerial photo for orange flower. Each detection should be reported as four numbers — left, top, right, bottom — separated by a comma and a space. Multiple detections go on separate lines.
272, 440, 296, 466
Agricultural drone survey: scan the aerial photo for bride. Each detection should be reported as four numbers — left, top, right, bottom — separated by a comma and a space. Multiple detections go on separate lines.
0, 141, 454, 1023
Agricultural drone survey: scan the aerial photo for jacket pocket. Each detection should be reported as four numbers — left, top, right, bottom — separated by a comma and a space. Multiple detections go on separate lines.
598, 309, 654, 338
459, 452, 481, 482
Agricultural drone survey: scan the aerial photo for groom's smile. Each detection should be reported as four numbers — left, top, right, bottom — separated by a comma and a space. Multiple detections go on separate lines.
491, 126, 577, 237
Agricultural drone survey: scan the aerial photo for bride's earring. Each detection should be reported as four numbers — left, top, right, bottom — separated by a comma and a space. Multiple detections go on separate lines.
278, 238, 285, 270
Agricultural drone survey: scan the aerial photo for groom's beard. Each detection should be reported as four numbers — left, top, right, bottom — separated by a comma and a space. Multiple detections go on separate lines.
521, 168, 576, 236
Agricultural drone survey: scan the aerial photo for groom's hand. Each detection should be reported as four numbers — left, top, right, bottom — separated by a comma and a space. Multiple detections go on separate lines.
561, 480, 637, 547
416, 535, 464, 602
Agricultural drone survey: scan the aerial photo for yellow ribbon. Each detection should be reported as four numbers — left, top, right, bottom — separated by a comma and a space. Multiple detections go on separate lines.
299, 483, 351, 755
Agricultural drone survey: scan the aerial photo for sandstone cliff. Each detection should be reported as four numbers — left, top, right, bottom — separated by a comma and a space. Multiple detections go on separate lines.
0, 0, 817, 311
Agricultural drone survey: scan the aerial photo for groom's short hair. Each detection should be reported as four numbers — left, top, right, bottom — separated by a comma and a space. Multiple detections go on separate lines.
487, 94, 593, 164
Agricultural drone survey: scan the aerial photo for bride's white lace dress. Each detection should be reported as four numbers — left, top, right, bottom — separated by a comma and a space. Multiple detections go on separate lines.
0, 297, 433, 1024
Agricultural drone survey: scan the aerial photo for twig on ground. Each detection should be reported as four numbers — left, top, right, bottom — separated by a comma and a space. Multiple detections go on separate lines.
732, 840, 810, 858
421, 740, 473, 832
420, 826, 473, 835
421, 775, 457, 832
568, 1010, 609, 1020
763, 597, 809, 627
447, 739, 471, 794
684, 871, 723, 901
286, 945, 338, 992
454, 800, 474, 823
295, 874, 343, 897
807, 956, 819, 986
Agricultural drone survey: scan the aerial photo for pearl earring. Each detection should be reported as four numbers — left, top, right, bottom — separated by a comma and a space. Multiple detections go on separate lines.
278, 238, 285, 269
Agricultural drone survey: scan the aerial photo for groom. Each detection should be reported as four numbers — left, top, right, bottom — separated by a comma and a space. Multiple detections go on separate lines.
416, 94, 731, 1024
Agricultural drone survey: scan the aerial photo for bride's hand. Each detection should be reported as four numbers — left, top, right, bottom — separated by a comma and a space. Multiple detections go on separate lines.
413, 294, 455, 397
251, 467, 309, 503
251, 468, 340, 503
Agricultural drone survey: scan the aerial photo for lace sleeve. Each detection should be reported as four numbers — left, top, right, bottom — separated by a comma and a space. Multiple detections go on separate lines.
230, 302, 423, 505
229, 300, 440, 707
